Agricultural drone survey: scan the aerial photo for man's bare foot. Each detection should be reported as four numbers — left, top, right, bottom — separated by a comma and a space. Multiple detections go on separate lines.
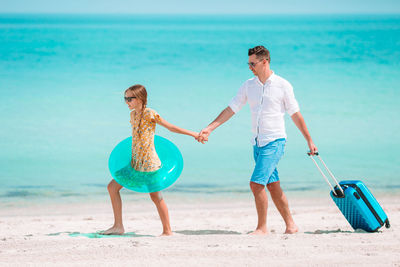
248, 229, 268, 235
160, 231, 173, 236
284, 225, 299, 234
100, 225, 125, 235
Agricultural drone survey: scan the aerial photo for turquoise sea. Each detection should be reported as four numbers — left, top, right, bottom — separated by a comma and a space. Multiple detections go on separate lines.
1, 14, 399, 202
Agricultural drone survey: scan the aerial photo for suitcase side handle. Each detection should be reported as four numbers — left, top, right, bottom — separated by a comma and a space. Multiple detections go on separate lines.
308, 152, 344, 196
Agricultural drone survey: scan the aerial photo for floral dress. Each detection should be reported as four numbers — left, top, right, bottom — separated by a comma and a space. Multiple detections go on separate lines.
130, 108, 162, 172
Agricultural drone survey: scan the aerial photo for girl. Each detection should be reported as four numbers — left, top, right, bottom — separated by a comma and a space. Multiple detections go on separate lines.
102, 84, 198, 236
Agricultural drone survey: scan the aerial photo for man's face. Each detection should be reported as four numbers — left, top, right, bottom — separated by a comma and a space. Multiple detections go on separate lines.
248, 54, 266, 76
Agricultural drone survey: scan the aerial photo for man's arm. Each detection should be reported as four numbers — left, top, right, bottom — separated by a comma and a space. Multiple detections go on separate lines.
291, 111, 318, 155
197, 106, 235, 143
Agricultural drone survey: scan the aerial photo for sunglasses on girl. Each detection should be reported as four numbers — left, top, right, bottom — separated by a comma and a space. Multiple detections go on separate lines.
124, 96, 136, 102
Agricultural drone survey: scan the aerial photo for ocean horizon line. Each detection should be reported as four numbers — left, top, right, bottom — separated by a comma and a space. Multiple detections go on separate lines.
1, 13, 399, 17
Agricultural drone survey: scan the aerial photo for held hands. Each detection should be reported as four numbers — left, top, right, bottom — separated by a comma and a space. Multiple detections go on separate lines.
195, 127, 211, 144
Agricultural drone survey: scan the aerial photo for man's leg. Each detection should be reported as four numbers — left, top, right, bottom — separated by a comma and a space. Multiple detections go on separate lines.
249, 181, 269, 235
249, 140, 283, 235
267, 181, 298, 234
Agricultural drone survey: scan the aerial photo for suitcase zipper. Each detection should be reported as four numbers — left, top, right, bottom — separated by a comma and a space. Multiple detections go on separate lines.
343, 184, 384, 227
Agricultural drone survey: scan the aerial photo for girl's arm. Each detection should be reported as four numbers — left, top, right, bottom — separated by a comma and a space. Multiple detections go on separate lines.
157, 117, 198, 138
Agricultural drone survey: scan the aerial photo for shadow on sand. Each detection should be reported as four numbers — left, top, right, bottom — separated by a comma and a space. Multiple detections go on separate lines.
304, 228, 368, 234
47, 231, 153, 238
175, 229, 241, 235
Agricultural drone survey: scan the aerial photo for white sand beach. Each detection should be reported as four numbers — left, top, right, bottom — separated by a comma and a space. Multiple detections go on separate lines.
0, 194, 399, 266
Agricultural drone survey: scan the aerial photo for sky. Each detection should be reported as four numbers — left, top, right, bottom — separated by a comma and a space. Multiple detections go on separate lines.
0, 0, 400, 14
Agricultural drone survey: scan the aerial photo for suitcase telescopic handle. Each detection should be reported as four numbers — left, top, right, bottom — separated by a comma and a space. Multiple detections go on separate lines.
307, 152, 344, 196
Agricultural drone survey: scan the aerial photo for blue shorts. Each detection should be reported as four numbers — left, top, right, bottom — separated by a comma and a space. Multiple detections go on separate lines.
250, 138, 286, 186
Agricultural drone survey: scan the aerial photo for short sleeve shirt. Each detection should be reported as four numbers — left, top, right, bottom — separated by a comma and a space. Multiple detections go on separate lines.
228, 72, 300, 147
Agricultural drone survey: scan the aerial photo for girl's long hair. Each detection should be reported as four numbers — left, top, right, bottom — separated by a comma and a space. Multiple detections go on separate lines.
125, 84, 147, 137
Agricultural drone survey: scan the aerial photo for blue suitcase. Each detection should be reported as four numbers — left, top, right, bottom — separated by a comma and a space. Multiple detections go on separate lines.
309, 153, 390, 232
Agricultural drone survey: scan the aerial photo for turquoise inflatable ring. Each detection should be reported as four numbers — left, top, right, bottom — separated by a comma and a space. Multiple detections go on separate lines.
108, 135, 183, 193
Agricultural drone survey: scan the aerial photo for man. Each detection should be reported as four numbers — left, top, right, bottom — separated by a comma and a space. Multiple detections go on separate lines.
197, 45, 318, 234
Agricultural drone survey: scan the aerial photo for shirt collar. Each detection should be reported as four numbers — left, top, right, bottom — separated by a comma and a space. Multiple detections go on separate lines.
256, 71, 275, 85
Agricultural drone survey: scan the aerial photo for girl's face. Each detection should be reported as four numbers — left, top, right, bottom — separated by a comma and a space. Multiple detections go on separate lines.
125, 92, 143, 111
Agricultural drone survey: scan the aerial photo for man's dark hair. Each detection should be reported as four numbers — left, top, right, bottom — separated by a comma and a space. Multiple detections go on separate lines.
248, 46, 270, 63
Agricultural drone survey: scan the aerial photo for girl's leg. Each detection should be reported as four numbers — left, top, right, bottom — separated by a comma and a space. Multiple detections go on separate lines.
102, 179, 125, 235
149, 191, 172, 236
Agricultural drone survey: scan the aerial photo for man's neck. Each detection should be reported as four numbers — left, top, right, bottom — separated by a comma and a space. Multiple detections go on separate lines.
257, 69, 273, 84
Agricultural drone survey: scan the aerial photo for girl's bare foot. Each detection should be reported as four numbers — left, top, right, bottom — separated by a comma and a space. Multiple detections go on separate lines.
160, 231, 173, 236
248, 229, 268, 235
101, 225, 125, 235
284, 224, 299, 234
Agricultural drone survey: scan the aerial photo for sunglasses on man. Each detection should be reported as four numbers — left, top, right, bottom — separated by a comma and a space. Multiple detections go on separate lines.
247, 59, 265, 68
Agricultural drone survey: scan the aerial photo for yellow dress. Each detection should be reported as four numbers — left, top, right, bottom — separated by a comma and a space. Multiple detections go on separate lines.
130, 108, 162, 172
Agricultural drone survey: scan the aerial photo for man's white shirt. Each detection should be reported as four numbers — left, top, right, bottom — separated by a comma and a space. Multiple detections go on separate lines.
229, 72, 300, 147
